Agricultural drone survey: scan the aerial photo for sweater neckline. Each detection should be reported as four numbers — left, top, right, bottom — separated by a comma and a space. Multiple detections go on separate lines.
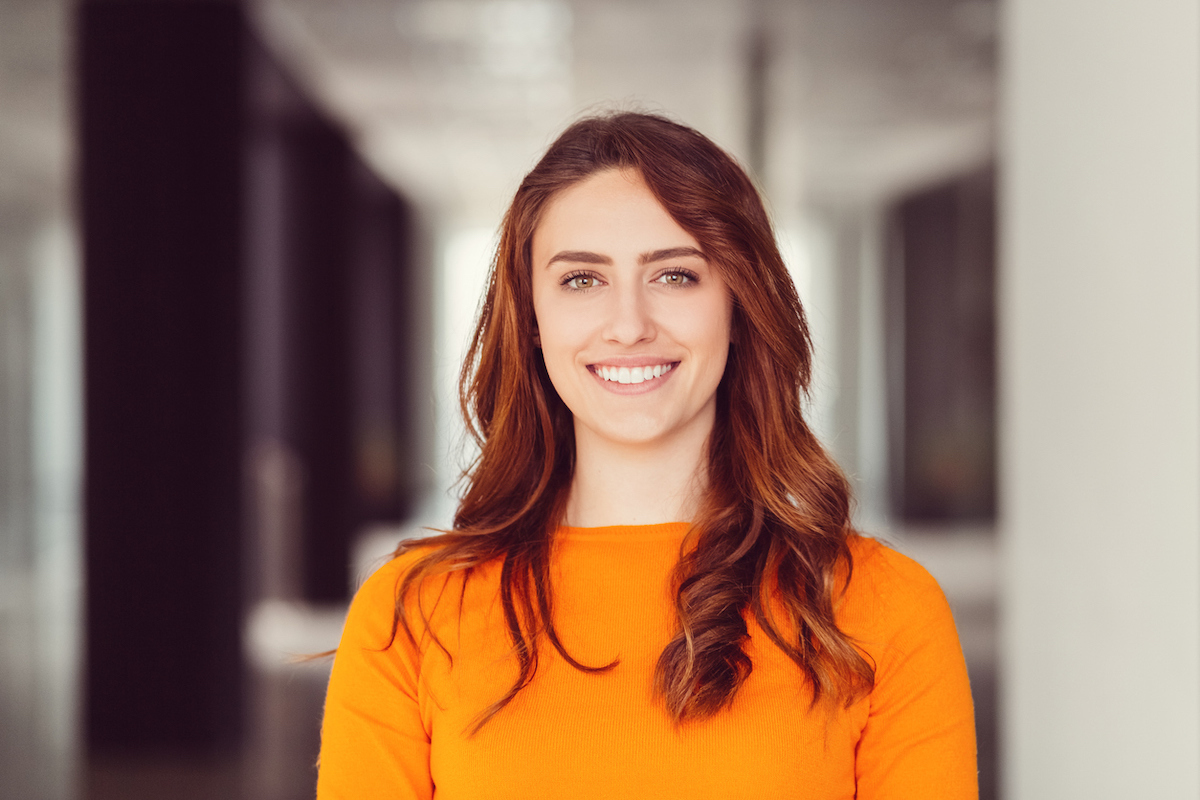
557, 521, 690, 541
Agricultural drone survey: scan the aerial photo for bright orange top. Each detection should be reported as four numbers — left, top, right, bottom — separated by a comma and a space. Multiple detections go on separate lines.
317, 524, 977, 799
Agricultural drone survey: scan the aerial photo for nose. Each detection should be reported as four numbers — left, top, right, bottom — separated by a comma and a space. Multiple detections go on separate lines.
602, 282, 656, 345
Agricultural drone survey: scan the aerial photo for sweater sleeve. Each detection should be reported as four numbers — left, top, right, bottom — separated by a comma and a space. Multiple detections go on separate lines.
852, 544, 979, 800
317, 556, 434, 800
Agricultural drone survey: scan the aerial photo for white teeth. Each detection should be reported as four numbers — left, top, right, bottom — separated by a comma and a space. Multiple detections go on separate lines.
596, 363, 674, 384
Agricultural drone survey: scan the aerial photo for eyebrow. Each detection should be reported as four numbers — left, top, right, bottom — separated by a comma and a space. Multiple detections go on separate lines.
545, 246, 707, 268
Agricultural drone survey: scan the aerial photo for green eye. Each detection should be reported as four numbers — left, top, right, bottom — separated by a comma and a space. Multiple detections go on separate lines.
658, 272, 693, 285
565, 274, 596, 289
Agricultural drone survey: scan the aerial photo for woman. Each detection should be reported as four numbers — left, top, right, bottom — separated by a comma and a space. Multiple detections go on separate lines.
317, 112, 977, 798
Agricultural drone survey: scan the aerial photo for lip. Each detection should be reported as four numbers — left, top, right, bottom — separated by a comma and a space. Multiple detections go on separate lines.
586, 360, 680, 395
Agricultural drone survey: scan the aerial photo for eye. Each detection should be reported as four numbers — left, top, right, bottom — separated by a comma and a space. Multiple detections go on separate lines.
656, 270, 698, 286
562, 272, 600, 290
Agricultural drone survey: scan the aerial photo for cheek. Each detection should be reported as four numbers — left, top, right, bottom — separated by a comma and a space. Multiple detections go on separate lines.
534, 299, 584, 356
533, 297, 592, 395
699, 301, 734, 382
672, 295, 734, 357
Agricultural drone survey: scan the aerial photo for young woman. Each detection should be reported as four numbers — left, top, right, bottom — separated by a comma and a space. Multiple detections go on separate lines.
317, 112, 977, 799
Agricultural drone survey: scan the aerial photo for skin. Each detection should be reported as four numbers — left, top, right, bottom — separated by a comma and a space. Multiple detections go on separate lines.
530, 168, 734, 527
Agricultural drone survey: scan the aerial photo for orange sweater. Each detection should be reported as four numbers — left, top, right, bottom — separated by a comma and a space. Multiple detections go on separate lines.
317, 524, 977, 799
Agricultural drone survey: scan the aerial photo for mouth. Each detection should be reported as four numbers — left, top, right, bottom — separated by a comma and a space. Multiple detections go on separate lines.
588, 362, 679, 385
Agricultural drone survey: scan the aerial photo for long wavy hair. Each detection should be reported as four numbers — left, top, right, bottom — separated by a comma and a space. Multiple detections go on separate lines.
392, 111, 874, 732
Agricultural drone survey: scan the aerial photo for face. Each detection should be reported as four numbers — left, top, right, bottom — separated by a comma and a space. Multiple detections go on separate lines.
530, 168, 734, 450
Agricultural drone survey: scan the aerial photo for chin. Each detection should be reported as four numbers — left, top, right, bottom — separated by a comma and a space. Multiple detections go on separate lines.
589, 416, 678, 447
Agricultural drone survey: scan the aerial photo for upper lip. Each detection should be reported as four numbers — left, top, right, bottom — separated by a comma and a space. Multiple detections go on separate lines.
587, 356, 680, 368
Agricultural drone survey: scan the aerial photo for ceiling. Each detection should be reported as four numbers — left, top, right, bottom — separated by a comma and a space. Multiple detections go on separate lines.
252, 0, 997, 225
0, 0, 995, 229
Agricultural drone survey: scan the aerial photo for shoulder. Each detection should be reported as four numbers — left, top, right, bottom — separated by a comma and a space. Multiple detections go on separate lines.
846, 534, 946, 601
341, 538, 460, 650
344, 536, 506, 649
352, 540, 438, 609
840, 534, 957, 646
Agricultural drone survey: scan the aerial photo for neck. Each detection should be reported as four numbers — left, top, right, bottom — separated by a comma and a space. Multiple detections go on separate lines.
564, 418, 712, 528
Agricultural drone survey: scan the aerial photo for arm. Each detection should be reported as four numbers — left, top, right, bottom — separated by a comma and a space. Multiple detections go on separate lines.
317, 558, 434, 800
853, 547, 979, 799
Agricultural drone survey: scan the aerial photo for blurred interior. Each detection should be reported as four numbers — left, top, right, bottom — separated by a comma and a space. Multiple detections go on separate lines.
3, 0, 1197, 798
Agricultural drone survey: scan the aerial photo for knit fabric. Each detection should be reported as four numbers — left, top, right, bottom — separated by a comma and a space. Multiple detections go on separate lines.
317, 523, 977, 799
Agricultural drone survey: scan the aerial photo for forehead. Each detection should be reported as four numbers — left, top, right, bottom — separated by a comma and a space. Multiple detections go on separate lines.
531, 168, 702, 261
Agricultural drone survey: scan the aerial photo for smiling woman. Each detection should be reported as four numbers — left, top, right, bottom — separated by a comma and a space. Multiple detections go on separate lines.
316, 112, 978, 799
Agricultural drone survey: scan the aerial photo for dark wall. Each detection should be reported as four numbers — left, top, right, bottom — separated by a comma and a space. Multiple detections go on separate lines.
886, 169, 997, 523
80, 0, 419, 756
241, 38, 420, 605
285, 118, 358, 602
80, 1, 247, 754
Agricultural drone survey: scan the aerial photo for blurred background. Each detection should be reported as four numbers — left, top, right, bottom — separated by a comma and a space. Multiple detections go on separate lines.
1, 0, 1196, 798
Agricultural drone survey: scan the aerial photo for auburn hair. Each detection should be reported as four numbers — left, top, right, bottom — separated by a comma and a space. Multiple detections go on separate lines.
392, 111, 874, 732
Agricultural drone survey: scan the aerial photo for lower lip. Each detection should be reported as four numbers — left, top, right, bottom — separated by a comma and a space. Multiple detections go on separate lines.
588, 363, 679, 395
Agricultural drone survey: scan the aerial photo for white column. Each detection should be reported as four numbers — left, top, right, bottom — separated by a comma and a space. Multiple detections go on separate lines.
1001, 1, 1200, 797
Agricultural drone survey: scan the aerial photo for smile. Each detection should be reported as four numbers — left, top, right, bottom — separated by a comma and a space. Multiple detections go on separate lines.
590, 362, 678, 385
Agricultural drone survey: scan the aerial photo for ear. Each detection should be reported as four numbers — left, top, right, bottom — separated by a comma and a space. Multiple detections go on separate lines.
533, 328, 541, 348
